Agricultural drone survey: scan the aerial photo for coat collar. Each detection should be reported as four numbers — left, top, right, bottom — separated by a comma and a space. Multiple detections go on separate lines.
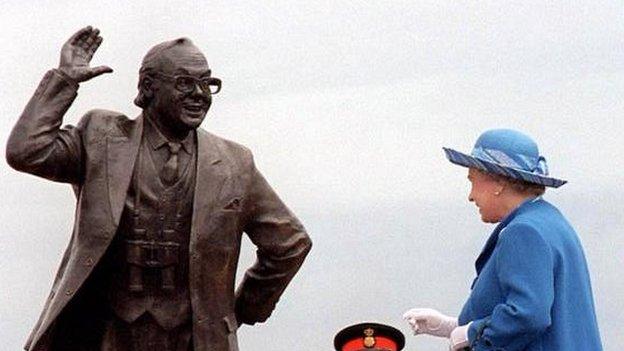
106, 114, 228, 229
190, 128, 228, 234
144, 116, 194, 155
474, 196, 542, 275
107, 114, 144, 226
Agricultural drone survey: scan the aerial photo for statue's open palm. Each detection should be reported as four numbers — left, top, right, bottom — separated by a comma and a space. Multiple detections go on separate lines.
59, 26, 113, 82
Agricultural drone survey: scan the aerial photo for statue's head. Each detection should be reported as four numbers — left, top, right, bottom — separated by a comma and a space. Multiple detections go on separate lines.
135, 38, 221, 134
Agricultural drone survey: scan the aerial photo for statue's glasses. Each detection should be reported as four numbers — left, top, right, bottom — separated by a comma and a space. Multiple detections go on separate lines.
156, 73, 222, 95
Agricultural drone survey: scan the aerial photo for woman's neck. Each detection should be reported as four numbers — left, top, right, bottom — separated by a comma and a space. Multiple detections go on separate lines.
499, 192, 537, 220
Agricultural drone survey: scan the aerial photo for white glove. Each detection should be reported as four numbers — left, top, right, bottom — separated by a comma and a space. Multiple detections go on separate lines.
449, 323, 471, 350
402, 308, 458, 338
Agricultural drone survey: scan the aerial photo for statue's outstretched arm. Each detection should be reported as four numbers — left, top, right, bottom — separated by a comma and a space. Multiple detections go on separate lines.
6, 26, 112, 184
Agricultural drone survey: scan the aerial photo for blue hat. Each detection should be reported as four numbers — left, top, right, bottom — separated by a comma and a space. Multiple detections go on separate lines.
443, 129, 567, 188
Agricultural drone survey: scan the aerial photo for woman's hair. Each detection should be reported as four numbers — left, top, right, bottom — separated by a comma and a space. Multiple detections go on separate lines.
481, 170, 546, 196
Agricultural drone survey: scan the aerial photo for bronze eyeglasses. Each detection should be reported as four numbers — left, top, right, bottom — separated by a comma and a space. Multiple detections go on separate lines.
156, 73, 222, 95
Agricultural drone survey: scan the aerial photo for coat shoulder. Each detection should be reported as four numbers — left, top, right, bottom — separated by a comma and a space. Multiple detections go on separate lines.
76, 109, 132, 136
200, 129, 254, 167
514, 200, 571, 232
505, 201, 577, 251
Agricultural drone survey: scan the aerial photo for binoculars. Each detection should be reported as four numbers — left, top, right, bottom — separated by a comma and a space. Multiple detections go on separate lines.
125, 239, 180, 292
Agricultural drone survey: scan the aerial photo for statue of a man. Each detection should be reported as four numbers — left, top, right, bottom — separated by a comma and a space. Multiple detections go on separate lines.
7, 26, 312, 351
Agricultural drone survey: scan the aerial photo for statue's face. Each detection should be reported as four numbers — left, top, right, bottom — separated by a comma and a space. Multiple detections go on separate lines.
150, 45, 214, 134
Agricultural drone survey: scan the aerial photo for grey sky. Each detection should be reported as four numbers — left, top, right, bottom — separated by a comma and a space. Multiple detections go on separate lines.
1, 1, 623, 350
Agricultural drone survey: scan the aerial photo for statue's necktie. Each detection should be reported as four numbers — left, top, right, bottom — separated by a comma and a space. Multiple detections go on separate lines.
161, 142, 181, 185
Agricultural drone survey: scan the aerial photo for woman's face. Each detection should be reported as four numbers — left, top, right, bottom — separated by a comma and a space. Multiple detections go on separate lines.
467, 168, 506, 223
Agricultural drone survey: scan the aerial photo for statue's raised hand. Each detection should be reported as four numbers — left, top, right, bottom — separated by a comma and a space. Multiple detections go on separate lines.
58, 26, 113, 83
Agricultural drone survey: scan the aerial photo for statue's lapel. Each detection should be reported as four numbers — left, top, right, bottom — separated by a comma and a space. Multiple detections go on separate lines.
106, 115, 143, 226
191, 129, 227, 233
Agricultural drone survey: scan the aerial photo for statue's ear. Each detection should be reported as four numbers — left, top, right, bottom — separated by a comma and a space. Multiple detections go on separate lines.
134, 75, 156, 108
141, 76, 154, 97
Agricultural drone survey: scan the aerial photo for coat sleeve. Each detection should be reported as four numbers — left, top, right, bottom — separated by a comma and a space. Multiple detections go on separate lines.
468, 223, 554, 350
6, 69, 85, 184
234, 153, 312, 325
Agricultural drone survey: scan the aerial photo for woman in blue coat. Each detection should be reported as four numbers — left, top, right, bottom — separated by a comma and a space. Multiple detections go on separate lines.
403, 129, 602, 350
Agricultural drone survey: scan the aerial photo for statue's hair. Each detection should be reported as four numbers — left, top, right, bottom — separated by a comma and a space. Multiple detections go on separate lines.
134, 38, 196, 108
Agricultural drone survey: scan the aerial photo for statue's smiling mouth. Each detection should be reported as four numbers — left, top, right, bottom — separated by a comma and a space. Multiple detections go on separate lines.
182, 103, 204, 113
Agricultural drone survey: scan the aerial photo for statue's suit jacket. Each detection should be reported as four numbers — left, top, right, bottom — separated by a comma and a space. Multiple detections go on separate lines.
6, 69, 312, 351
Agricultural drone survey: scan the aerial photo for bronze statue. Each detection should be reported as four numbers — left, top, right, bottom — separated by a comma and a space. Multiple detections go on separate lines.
6, 26, 312, 351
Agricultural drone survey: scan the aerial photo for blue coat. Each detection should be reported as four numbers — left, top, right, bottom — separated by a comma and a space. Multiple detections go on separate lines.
458, 198, 602, 350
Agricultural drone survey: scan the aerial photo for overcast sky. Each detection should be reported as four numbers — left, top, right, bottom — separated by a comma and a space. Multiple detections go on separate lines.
1, 1, 623, 350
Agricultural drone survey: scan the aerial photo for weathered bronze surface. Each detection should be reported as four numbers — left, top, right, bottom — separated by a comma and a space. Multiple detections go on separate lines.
6, 26, 312, 351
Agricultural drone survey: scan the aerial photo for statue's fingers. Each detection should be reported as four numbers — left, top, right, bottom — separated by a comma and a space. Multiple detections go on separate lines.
86, 36, 103, 59
85, 65, 113, 80
84, 28, 100, 47
73, 26, 92, 48
93, 65, 113, 75
77, 27, 96, 50
79, 37, 91, 51
69, 26, 92, 45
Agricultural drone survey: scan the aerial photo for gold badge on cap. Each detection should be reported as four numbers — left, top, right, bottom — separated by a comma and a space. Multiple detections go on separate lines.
363, 328, 376, 348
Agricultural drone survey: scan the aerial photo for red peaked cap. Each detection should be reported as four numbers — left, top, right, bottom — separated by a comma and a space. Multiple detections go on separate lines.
334, 322, 405, 351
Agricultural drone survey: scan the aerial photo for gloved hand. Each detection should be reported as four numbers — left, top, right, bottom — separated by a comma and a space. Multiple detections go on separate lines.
449, 323, 471, 350
402, 308, 458, 338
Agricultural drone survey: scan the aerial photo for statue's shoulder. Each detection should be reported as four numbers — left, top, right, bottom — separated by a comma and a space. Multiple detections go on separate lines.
77, 109, 134, 136
198, 129, 254, 165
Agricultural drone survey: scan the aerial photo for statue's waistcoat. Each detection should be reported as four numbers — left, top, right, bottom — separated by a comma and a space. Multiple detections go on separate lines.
107, 134, 196, 330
